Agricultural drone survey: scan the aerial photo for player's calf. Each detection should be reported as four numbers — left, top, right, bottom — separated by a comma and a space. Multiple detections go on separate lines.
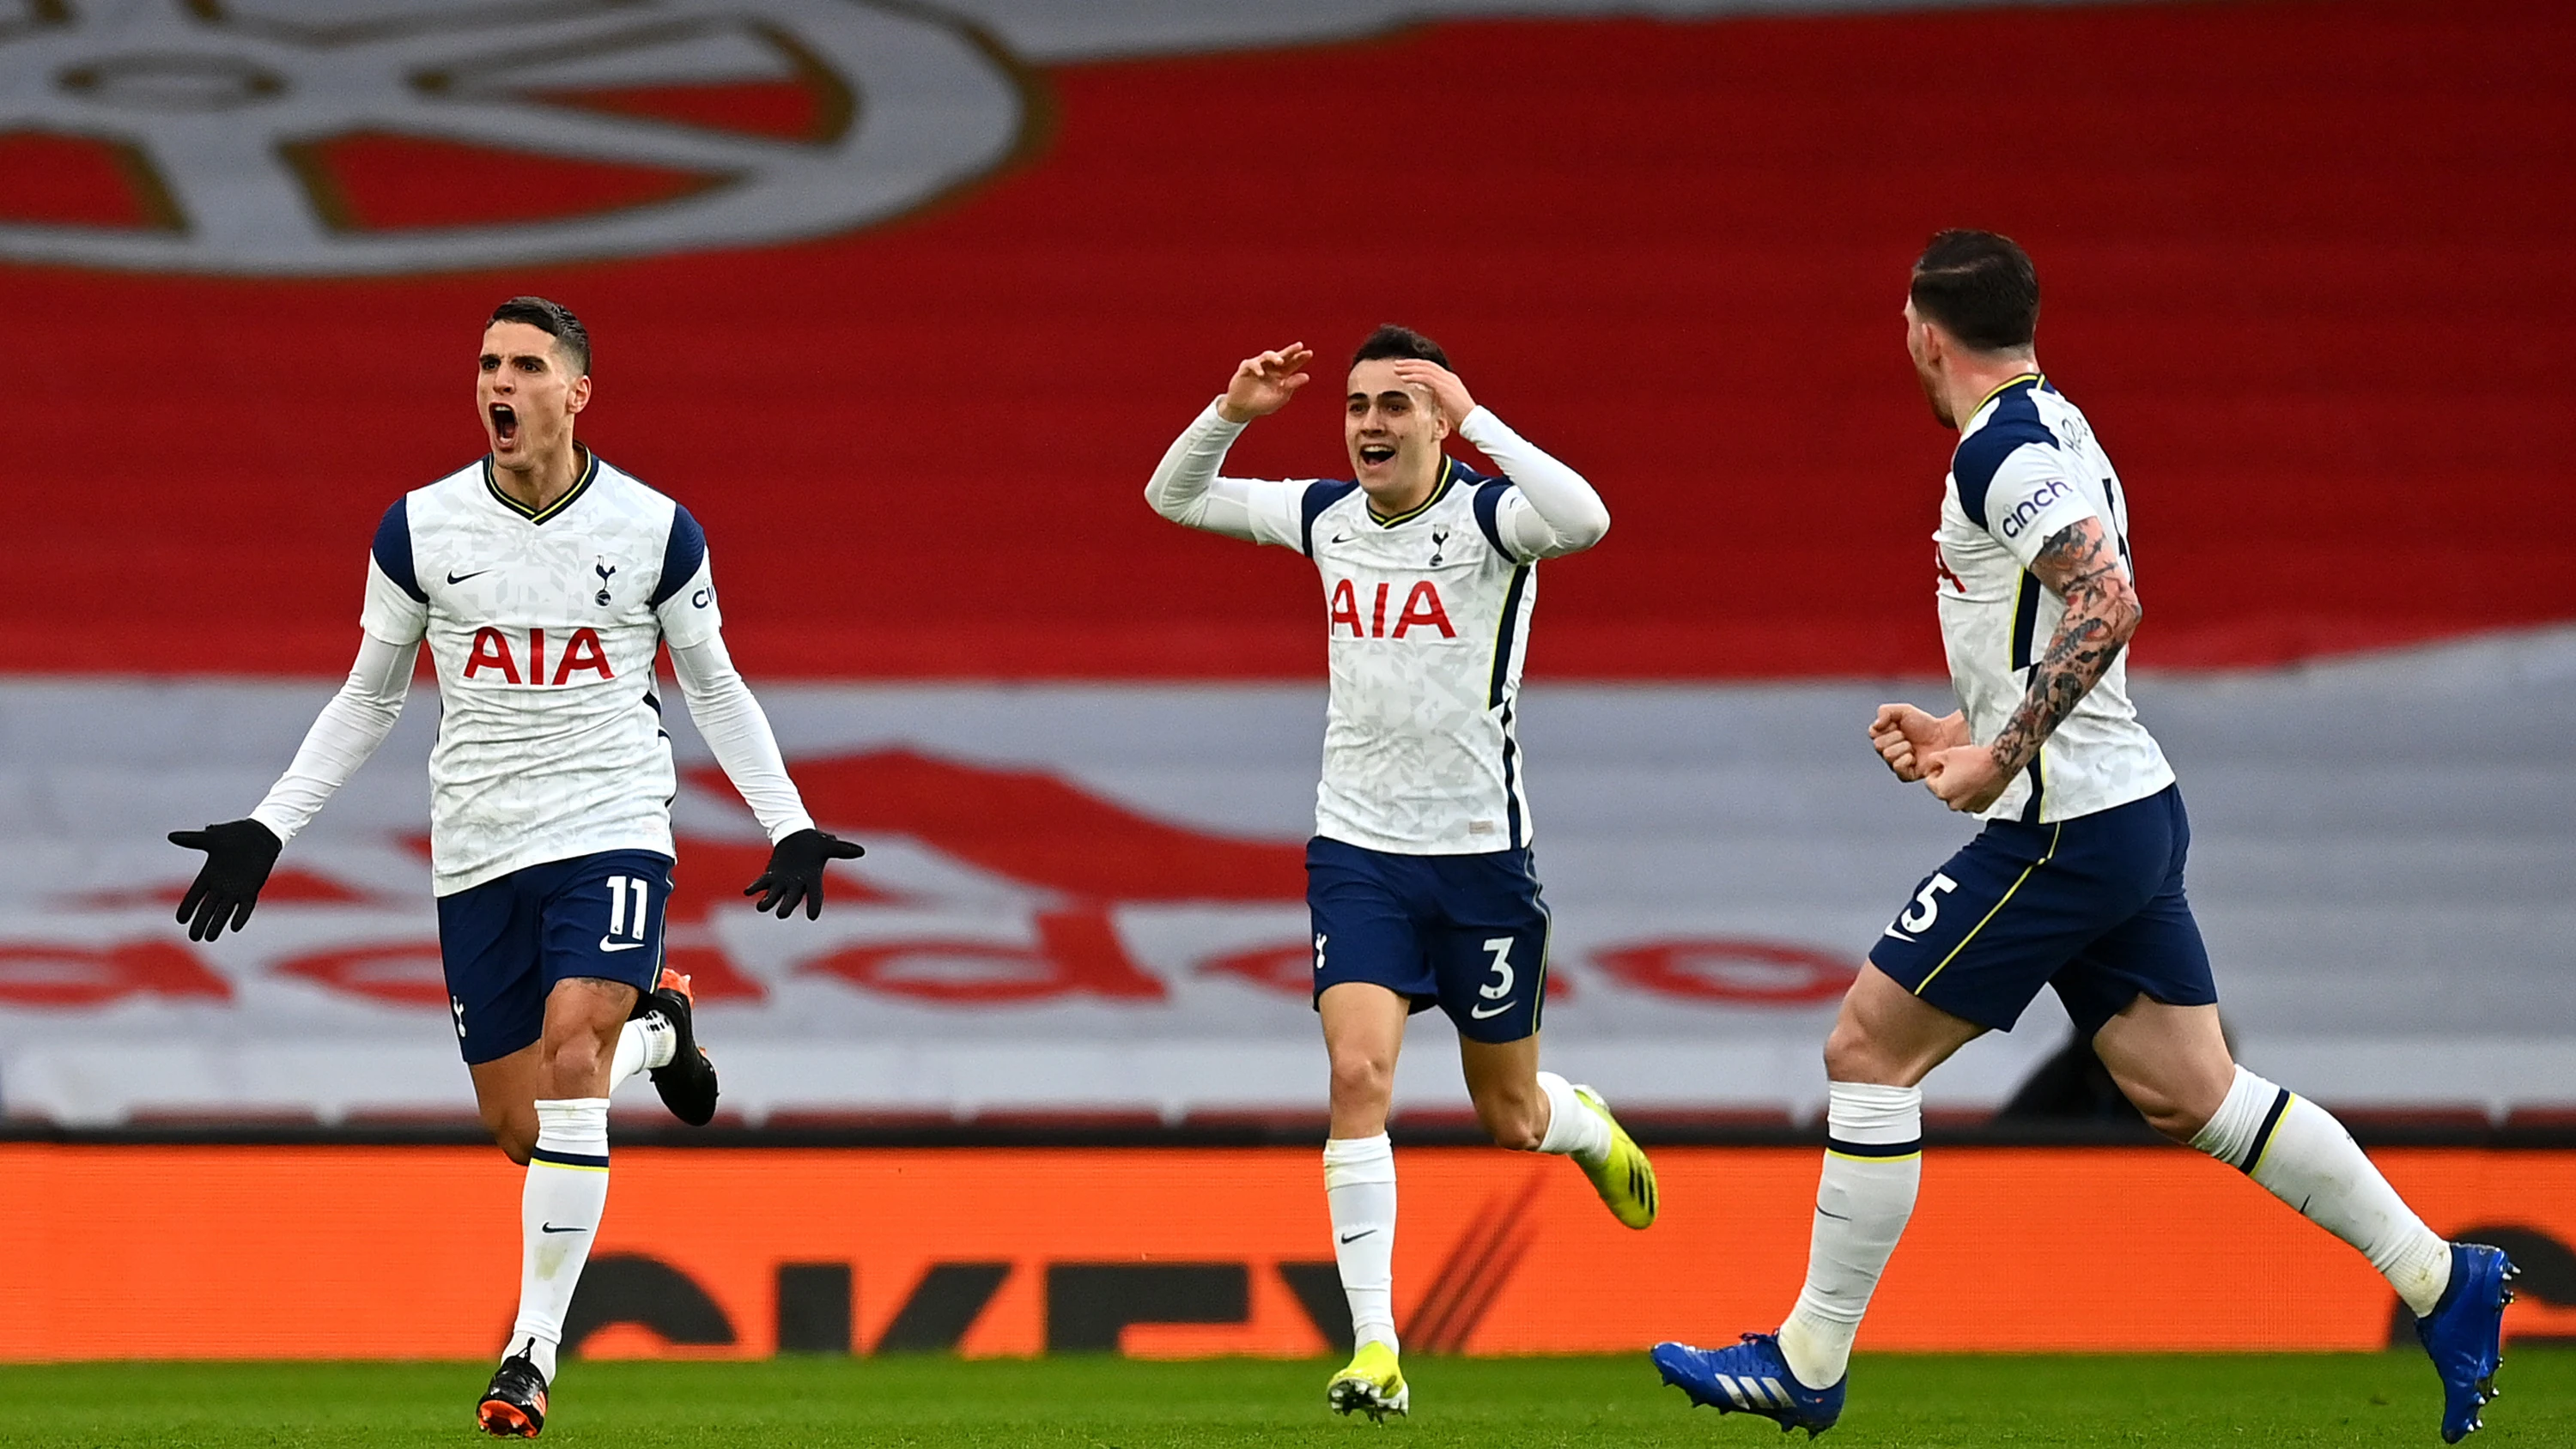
1469, 1071, 1549, 1152
481, 1104, 538, 1166
2187, 1066, 2452, 1314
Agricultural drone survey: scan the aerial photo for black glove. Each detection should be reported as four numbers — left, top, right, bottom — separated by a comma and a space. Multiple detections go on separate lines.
167, 819, 283, 942
744, 828, 865, 920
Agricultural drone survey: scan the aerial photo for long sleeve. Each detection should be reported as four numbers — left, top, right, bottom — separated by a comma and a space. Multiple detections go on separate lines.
666, 631, 813, 843
1458, 407, 1610, 560
1143, 399, 1311, 548
249, 631, 418, 846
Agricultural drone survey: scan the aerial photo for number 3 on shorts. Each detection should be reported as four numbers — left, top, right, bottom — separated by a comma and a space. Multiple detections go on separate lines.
1898, 872, 1959, 935
1479, 937, 1516, 1000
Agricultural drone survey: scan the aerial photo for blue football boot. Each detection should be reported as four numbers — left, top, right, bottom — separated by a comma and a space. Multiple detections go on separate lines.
1652, 1333, 1844, 1437
2414, 1242, 2516, 1443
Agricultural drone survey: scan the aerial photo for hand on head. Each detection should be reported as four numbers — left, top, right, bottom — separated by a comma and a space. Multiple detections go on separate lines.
1389, 359, 1474, 426
1219, 344, 1313, 422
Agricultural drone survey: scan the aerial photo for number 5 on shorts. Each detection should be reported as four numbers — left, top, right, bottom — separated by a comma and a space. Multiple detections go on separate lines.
1895, 872, 1959, 936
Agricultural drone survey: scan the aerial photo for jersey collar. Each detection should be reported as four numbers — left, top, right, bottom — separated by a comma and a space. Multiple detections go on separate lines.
483, 446, 598, 525
1974, 372, 2045, 415
1367, 456, 1457, 527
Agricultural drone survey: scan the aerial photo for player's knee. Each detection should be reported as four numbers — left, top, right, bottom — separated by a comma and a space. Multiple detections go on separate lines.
541, 1032, 611, 1096
1327, 1046, 1395, 1110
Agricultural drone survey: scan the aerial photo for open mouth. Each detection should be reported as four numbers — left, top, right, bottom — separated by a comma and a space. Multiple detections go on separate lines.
1358, 444, 1396, 466
489, 404, 519, 444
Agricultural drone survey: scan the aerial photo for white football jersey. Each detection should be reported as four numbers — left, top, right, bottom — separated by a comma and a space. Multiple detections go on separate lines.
1292, 459, 1540, 853
359, 450, 722, 894
1935, 374, 2175, 823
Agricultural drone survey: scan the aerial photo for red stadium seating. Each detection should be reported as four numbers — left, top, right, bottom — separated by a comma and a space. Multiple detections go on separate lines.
4, 0, 2568, 679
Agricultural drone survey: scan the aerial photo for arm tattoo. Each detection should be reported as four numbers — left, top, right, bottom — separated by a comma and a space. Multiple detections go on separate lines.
1989, 518, 2141, 777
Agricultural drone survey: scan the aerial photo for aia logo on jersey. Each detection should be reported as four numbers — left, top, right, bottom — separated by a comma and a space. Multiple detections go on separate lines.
1328, 579, 1456, 640
464, 627, 614, 685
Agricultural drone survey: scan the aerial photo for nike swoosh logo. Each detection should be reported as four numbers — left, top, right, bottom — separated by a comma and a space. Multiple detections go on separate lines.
446, 568, 490, 585
1880, 926, 1915, 943
1339, 1229, 1376, 1243
1329, 533, 1352, 543
598, 937, 646, 953
1469, 1001, 1514, 1019
539, 1223, 586, 1234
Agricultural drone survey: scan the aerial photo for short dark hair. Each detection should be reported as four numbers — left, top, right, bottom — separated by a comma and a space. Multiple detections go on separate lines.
1909, 231, 2038, 353
1351, 323, 1451, 373
488, 295, 591, 374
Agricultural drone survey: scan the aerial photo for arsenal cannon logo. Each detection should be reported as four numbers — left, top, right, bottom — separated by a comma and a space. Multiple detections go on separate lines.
0, 0, 1030, 275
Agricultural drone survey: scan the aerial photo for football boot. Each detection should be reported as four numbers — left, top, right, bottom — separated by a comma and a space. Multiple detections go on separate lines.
1652, 1332, 1844, 1437
2415, 1241, 2516, 1443
1571, 1083, 1657, 1229
475, 1347, 549, 1439
1327, 1339, 1409, 1422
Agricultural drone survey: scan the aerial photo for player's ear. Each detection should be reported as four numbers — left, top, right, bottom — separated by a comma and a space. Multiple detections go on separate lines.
566, 375, 592, 414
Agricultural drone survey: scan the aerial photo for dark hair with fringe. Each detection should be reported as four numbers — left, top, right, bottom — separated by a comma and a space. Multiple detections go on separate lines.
488, 296, 592, 374
1350, 323, 1451, 373
1909, 231, 2039, 353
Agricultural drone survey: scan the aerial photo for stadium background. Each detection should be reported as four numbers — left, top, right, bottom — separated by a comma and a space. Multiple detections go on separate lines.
2, 0, 2571, 1362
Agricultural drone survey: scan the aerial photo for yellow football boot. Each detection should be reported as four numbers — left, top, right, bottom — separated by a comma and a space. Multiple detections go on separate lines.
1326, 1339, 1409, 1421
1572, 1083, 1658, 1229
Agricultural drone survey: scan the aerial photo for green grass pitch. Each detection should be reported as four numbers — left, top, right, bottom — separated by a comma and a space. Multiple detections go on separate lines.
0, 1350, 2567, 1446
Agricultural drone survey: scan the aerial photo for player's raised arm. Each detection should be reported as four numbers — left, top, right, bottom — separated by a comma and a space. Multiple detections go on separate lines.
1926, 512, 2141, 812
1390, 358, 1608, 559
1144, 344, 1320, 547
650, 510, 862, 919
169, 509, 431, 941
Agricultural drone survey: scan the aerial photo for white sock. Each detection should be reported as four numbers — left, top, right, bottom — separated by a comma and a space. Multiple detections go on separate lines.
2190, 1066, 2452, 1316
1323, 1133, 1398, 1353
607, 1014, 677, 1092
1777, 1082, 1922, 1391
1534, 1070, 1613, 1167
510, 1097, 613, 1381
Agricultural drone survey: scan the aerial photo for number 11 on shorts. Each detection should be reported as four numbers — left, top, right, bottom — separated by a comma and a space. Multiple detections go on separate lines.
605, 875, 651, 948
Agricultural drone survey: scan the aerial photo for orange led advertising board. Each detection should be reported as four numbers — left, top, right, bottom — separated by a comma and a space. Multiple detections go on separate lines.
0, 1146, 2568, 1361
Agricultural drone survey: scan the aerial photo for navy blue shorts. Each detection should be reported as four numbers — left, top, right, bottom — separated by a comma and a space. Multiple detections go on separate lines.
1306, 836, 1551, 1044
435, 850, 671, 1065
1867, 785, 2215, 1040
